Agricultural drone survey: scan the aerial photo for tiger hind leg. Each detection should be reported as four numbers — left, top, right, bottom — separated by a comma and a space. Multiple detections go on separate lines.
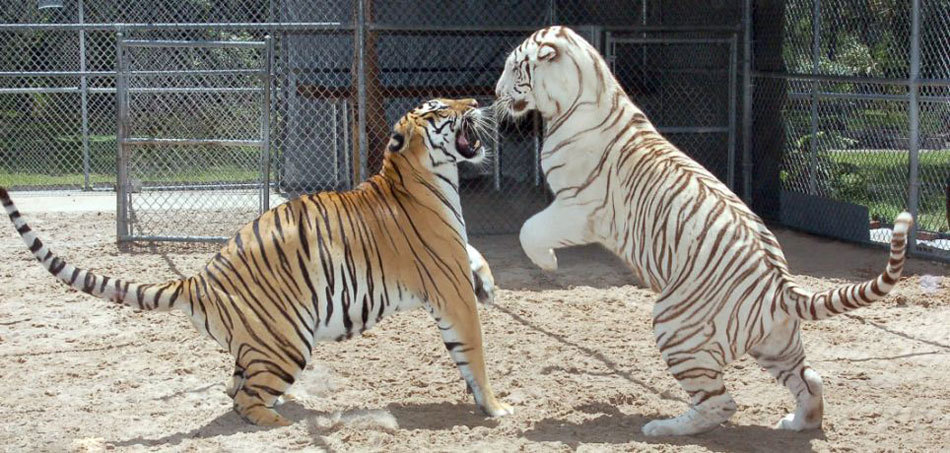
225, 364, 245, 398
750, 318, 823, 431
231, 361, 300, 427
642, 354, 737, 436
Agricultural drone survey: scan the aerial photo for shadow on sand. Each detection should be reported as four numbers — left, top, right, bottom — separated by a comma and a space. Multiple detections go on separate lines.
523, 402, 824, 452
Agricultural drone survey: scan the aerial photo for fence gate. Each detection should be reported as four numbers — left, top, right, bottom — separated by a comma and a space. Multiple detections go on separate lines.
116, 35, 273, 242
606, 33, 738, 190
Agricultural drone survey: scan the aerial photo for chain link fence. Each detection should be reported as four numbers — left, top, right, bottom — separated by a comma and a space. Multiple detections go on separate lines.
753, 0, 950, 261
0, 1, 946, 261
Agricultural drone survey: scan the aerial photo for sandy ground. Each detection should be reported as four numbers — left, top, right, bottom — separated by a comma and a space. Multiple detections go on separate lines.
0, 210, 948, 452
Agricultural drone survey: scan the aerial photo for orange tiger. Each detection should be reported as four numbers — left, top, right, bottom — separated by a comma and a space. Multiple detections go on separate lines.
1, 98, 512, 427
495, 26, 912, 436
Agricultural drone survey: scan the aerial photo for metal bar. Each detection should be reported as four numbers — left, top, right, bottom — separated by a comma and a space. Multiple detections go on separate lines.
907, 0, 922, 254
0, 22, 347, 31
807, 0, 821, 196
608, 37, 737, 45
87, 87, 263, 94
787, 91, 909, 101
741, 0, 753, 203
116, 32, 130, 241
917, 78, 950, 87
134, 182, 266, 191
908, 247, 950, 263
261, 35, 273, 212
657, 127, 731, 134
343, 99, 352, 188
753, 71, 911, 86
0, 87, 81, 94
120, 39, 265, 48
366, 24, 559, 33
605, 31, 616, 70
356, 0, 369, 183
727, 35, 738, 191
121, 138, 263, 147
122, 69, 265, 76
119, 87, 264, 94
0, 71, 114, 77
79, 0, 90, 191
122, 234, 229, 243
333, 98, 340, 188
919, 95, 950, 103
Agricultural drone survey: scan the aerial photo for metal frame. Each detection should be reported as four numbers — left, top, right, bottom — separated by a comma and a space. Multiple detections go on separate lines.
752, 0, 948, 262
605, 33, 740, 191
115, 35, 272, 242
0, 1, 942, 260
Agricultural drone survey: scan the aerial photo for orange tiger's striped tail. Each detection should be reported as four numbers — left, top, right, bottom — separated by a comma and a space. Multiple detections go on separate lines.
1, 187, 189, 311
783, 212, 913, 321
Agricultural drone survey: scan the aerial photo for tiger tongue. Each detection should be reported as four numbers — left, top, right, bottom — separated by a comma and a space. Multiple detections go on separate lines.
456, 131, 470, 153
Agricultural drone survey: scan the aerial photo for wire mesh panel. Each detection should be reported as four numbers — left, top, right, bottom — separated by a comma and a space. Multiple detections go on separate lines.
607, 34, 738, 187
0, 0, 945, 260
116, 37, 271, 241
751, 0, 949, 261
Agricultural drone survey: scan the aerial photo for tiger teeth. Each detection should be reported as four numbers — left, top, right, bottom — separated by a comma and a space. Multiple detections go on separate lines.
473, 139, 481, 149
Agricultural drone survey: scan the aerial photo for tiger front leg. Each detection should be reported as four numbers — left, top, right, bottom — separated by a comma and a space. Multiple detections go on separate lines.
427, 299, 513, 417
466, 243, 496, 304
519, 201, 592, 272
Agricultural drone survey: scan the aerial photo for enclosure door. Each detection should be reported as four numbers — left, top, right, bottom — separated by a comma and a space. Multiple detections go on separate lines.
606, 33, 738, 189
116, 36, 272, 242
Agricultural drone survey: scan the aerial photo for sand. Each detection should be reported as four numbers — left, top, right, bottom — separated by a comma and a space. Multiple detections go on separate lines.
1, 210, 948, 452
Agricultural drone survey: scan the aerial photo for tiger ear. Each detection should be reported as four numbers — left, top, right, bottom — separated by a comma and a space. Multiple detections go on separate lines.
537, 44, 558, 62
388, 132, 405, 152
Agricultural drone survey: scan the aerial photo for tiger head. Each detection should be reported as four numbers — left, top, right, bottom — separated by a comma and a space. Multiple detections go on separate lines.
494, 26, 610, 121
386, 98, 489, 170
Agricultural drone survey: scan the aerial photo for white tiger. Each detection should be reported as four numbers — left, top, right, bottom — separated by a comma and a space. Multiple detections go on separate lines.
495, 26, 912, 436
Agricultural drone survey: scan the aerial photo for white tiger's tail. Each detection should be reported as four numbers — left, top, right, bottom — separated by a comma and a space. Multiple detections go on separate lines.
1, 187, 189, 311
783, 212, 913, 321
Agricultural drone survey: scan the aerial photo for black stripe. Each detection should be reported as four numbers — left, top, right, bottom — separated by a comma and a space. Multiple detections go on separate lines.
444, 342, 463, 351
50, 258, 66, 275
29, 238, 42, 253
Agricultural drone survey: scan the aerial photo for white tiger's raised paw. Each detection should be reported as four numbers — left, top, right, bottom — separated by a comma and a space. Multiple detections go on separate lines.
525, 246, 558, 272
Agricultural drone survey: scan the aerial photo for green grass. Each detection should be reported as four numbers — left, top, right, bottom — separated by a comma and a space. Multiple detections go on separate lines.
824, 149, 950, 233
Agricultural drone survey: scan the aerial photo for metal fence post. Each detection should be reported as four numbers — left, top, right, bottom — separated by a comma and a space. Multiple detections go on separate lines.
115, 32, 130, 240
907, 0, 921, 253
260, 35, 273, 213
356, 0, 369, 183
807, 0, 821, 196
727, 34, 738, 191
79, 0, 90, 191
741, 0, 753, 203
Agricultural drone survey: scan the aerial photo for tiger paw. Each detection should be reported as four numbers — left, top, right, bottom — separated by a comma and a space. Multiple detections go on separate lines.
481, 401, 515, 417
275, 393, 296, 406
775, 412, 821, 431
525, 246, 558, 272
474, 280, 496, 305
237, 405, 292, 427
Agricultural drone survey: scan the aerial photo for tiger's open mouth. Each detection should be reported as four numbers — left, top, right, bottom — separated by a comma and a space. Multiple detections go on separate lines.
456, 118, 482, 159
